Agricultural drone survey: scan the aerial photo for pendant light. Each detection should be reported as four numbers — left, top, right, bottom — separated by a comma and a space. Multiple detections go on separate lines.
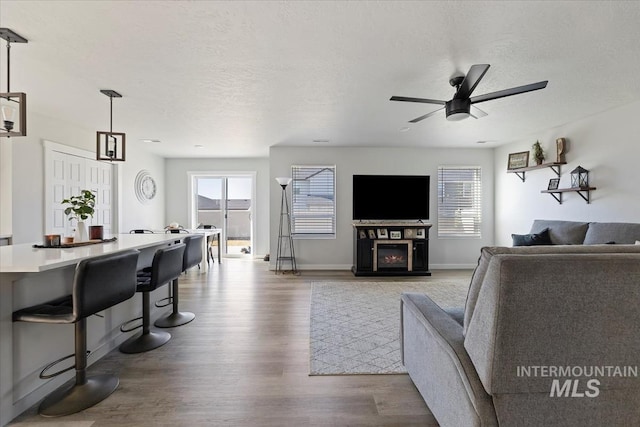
0, 28, 28, 138
96, 89, 126, 161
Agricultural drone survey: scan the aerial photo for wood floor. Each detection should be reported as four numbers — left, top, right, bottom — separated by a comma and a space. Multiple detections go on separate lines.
10, 260, 473, 427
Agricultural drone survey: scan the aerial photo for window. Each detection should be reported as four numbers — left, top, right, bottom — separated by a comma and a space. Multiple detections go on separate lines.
437, 166, 482, 238
291, 165, 336, 237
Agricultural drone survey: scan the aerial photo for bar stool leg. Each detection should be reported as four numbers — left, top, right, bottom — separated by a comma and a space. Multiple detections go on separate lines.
154, 278, 195, 328
119, 292, 171, 354
39, 319, 119, 417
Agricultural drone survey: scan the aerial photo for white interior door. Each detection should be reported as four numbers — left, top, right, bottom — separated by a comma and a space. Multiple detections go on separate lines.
86, 160, 113, 235
45, 143, 114, 237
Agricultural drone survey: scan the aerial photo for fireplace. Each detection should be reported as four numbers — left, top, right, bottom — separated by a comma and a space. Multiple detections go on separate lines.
373, 240, 413, 272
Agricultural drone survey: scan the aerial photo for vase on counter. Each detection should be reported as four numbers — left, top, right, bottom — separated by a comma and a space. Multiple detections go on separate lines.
89, 225, 104, 240
74, 222, 88, 242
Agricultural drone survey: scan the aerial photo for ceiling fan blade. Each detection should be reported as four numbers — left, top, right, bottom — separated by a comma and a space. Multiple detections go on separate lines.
454, 64, 490, 100
409, 107, 444, 123
470, 105, 488, 119
390, 96, 446, 105
470, 81, 548, 104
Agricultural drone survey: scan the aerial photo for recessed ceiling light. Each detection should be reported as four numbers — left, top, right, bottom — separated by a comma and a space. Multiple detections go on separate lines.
141, 139, 161, 143
476, 140, 487, 144
194, 144, 204, 148
399, 127, 410, 132
312, 139, 330, 143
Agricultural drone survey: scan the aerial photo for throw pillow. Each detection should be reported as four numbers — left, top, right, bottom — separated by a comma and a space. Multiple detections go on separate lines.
636, 240, 640, 245
512, 228, 553, 246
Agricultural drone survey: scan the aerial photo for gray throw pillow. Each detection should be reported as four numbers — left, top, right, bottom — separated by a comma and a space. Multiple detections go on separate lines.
512, 228, 552, 246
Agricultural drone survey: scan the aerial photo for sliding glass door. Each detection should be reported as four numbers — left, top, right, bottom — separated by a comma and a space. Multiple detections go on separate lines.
191, 173, 254, 257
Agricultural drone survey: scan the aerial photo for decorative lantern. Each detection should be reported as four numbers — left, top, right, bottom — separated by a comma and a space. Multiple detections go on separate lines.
0, 28, 29, 138
570, 166, 589, 188
96, 89, 126, 161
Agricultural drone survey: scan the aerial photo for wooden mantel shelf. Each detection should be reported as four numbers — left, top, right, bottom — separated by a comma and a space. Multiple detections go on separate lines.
541, 186, 597, 204
507, 162, 567, 182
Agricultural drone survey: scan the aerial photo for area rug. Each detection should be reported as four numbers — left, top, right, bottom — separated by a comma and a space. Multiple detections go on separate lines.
309, 280, 469, 375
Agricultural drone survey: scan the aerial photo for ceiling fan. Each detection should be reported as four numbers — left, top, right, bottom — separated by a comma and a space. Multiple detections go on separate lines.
390, 64, 548, 123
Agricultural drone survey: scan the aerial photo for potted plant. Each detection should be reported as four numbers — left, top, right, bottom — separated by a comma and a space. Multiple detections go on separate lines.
61, 190, 96, 242
532, 140, 545, 165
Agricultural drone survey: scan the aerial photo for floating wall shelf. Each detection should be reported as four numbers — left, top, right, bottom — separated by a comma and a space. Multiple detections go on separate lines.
540, 187, 597, 204
507, 162, 567, 182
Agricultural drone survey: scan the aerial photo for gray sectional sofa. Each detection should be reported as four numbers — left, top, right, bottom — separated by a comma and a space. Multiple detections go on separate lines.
401, 242, 640, 426
528, 219, 640, 245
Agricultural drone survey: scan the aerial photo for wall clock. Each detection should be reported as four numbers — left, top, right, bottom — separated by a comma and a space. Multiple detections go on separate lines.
135, 170, 157, 203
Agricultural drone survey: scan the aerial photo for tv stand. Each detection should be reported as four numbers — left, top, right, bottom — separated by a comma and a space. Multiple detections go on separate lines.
352, 222, 432, 276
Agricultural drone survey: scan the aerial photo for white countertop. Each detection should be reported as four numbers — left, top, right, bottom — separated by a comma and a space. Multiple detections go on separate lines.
0, 234, 193, 273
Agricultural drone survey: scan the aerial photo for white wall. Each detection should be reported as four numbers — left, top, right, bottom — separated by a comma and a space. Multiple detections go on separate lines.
9, 111, 165, 244
0, 141, 12, 236
270, 146, 495, 269
494, 100, 640, 246
164, 158, 270, 257
118, 143, 166, 232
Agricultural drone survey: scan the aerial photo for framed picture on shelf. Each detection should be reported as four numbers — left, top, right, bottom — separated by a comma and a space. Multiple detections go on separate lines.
359, 230, 367, 239
377, 229, 388, 239
404, 228, 415, 239
507, 151, 530, 170
368, 229, 377, 239
548, 178, 560, 190
390, 231, 401, 239
415, 228, 425, 239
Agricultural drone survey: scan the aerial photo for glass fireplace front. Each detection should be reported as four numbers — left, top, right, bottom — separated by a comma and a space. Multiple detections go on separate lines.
374, 241, 412, 272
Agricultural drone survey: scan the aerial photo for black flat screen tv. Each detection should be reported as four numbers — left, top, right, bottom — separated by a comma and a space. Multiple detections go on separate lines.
352, 175, 430, 220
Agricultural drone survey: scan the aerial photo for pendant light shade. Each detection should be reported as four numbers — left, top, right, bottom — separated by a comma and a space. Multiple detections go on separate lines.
0, 28, 28, 138
96, 89, 126, 162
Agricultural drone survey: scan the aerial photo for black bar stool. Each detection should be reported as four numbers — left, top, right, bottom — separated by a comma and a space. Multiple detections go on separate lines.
12, 250, 140, 417
129, 229, 154, 234
119, 243, 185, 354
155, 235, 202, 328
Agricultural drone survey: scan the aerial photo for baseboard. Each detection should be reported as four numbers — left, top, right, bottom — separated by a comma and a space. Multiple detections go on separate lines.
269, 263, 476, 271
269, 264, 353, 271
430, 263, 477, 270
269, 264, 477, 271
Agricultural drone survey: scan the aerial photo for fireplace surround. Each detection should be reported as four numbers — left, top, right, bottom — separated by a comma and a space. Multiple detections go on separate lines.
352, 222, 431, 276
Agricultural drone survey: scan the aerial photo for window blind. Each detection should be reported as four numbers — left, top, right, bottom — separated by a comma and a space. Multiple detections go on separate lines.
437, 166, 482, 238
291, 165, 336, 237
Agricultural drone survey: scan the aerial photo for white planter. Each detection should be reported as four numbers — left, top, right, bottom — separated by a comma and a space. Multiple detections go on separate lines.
74, 222, 88, 242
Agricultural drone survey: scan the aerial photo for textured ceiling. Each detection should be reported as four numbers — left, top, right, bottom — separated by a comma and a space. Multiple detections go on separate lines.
2, 1, 640, 158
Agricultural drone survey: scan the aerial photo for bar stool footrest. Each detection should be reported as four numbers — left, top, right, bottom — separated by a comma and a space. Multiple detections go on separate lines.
119, 316, 143, 333
154, 296, 172, 308
40, 351, 91, 379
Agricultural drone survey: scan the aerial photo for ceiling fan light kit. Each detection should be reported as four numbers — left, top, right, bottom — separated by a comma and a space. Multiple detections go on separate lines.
391, 63, 548, 123
445, 98, 471, 121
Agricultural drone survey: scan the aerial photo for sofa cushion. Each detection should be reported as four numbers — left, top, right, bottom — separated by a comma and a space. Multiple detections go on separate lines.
530, 219, 589, 244
583, 222, 640, 244
464, 252, 640, 396
511, 228, 552, 246
462, 244, 640, 336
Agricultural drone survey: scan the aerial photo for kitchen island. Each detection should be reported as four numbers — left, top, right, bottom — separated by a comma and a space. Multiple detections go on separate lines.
0, 234, 192, 426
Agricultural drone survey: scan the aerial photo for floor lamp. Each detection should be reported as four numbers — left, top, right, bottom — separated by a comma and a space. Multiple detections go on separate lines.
275, 177, 297, 274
